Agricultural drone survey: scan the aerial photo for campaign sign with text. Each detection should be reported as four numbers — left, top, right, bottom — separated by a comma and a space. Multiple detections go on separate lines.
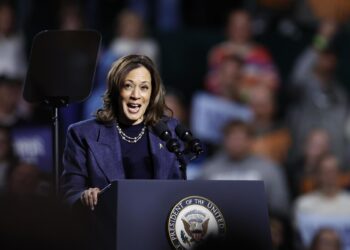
191, 92, 253, 144
12, 125, 52, 172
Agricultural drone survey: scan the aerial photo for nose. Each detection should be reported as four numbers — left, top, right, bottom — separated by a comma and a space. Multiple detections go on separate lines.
131, 87, 141, 99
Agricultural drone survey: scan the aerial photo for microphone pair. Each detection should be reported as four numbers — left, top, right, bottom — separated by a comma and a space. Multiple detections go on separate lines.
154, 121, 203, 158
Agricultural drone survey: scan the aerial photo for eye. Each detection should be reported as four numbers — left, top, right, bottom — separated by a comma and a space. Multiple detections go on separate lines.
123, 82, 133, 90
141, 85, 150, 91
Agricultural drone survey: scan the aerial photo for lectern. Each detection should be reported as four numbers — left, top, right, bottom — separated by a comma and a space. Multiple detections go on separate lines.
93, 180, 272, 250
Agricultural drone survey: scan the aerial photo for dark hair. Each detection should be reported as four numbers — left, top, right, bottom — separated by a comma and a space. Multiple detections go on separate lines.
95, 54, 171, 125
310, 228, 341, 250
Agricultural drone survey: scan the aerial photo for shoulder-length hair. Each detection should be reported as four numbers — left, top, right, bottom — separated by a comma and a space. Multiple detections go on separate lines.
96, 54, 171, 125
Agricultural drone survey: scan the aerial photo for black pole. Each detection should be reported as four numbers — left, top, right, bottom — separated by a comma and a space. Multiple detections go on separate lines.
52, 107, 60, 195
178, 157, 187, 180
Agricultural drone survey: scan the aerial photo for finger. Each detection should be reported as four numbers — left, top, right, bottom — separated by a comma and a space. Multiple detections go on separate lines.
92, 189, 99, 206
88, 191, 95, 210
83, 191, 90, 207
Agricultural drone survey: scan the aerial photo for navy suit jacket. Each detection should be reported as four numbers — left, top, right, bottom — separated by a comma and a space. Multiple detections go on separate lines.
60, 117, 183, 205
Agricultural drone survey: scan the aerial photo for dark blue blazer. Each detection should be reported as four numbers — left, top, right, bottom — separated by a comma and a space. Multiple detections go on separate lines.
60, 117, 182, 205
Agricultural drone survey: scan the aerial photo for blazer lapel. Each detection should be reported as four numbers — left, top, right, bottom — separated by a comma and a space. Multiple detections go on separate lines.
87, 122, 125, 181
148, 126, 171, 179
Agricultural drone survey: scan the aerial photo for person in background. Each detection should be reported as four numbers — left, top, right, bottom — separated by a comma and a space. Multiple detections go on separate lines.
287, 128, 332, 198
309, 228, 342, 250
58, 2, 85, 31
0, 1, 27, 79
164, 88, 188, 125
293, 154, 350, 249
108, 9, 160, 66
248, 86, 291, 165
269, 212, 293, 250
190, 55, 253, 145
0, 76, 26, 127
198, 120, 289, 215
205, 9, 279, 97
288, 20, 348, 163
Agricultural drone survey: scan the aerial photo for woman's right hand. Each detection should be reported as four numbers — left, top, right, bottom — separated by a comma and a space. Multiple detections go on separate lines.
80, 187, 101, 210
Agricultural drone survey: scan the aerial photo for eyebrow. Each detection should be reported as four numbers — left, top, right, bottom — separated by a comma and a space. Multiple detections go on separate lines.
124, 79, 151, 84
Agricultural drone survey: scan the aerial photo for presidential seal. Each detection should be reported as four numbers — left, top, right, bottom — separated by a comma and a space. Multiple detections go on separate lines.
167, 196, 226, 249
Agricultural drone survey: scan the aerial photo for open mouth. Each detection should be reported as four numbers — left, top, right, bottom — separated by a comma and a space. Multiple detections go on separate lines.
127, 103, 141, 114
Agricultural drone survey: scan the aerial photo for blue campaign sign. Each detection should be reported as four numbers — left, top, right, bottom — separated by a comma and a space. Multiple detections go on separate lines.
11, 125, 52, 173
191, 91, 253, 143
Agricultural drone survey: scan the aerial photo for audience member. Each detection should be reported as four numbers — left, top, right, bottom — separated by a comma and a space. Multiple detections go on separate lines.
164, 88, 188, 125
287, 128, 331, 198
198, 120, 289, 215
248, 86, 291, 165
293, 154, 350, 249
309, 228, 342, 250
0, 1, 26, 79
205, 9, 279, 97
288, 20, 348, 162
58, 2, 85, 31
191, 56, 253, 144
0, 76, 27, 127
108, 9, 160, 65
269, 212, 293, 250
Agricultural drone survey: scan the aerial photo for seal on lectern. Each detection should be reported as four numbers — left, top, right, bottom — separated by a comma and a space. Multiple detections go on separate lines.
167, 196, 226, 249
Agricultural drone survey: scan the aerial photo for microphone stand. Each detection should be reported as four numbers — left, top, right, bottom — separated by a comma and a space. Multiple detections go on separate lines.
44, 97, 68, 196
177, 155, 187, 180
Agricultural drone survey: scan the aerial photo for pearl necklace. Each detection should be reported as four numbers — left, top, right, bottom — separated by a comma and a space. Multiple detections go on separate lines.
116, 122, 146, 143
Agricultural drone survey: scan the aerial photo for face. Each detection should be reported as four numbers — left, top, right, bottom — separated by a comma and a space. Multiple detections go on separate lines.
305, 130, 330, 159
0, 83, 21, 113
165, 94, 186, 123
224, 128, 251, 160
218, 60, 241, 97
313, 229, 340, 250
118, 12, 143, 39
0, 5, 14, 35
317, 156, 339, 190
249, 87, 275, 121
118, 66, 152, 125
227, 11, 252, 43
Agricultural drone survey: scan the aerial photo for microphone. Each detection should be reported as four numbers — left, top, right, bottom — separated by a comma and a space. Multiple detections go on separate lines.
153, 121, 182, 157
175, 124, 203, 156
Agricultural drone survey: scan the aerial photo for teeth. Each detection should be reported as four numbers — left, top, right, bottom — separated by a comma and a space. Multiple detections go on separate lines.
128, 103, 141, 108
127, 103, 141, 114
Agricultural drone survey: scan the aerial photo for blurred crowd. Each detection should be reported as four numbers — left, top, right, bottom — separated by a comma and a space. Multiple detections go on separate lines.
1, 0, 350, 249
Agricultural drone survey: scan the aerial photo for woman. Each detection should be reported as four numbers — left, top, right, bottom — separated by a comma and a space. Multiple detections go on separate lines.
61, 55, 183, 210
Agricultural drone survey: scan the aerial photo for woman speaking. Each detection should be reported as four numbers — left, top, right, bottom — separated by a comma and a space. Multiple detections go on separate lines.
60, 55, 183, 210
